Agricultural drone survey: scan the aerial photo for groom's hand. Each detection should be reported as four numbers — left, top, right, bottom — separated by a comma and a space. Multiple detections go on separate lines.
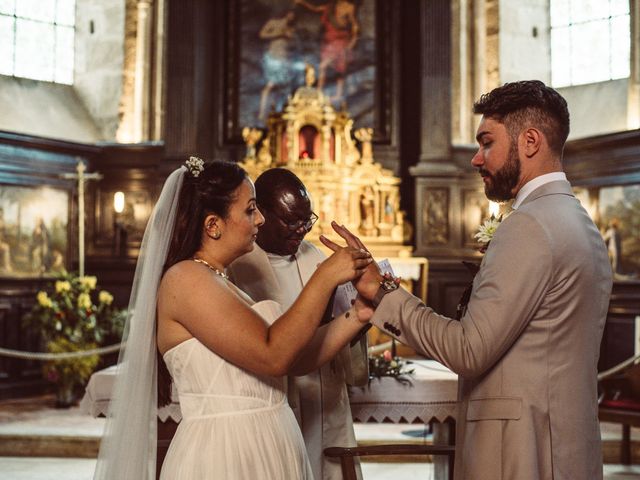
319, 222, 382, 302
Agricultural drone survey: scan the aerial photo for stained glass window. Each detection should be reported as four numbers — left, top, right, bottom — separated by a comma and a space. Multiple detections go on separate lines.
550, 0, 630, 87
0, 0, 75, 84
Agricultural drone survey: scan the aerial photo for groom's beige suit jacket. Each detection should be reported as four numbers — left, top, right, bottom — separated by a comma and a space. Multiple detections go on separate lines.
228, 241, 367, 480
372, 181, 612, 480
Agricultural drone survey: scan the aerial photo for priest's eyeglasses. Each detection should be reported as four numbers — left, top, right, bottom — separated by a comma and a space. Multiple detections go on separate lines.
277, 212, 319, 232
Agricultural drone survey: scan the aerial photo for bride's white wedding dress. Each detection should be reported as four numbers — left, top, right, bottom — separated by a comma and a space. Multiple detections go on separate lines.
160, 300, 313, 479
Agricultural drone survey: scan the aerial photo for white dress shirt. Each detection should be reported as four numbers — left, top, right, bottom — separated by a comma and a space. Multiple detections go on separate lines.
512, 171, 568, 210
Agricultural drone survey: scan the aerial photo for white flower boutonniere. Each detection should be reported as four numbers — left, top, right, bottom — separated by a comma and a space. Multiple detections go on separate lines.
474, 214, 506, 252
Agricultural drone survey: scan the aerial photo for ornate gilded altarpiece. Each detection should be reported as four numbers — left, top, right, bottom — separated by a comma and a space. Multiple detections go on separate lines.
240, 69, 410, 260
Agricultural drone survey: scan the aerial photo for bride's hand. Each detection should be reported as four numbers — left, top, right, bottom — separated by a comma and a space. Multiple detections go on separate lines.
318, 244, 373, 285
354, 295, 374, 323
320, 222, 382, 301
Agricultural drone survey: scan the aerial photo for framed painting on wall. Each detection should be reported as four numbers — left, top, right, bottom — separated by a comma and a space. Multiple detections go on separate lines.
0, 185, 69, 277
224, 0, 399, 149
574, 184, 640, 281
598, 184, 640, 280
237, 0, 376, 128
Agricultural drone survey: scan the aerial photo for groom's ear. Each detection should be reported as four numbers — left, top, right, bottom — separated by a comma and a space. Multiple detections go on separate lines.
521, 127, 541, 159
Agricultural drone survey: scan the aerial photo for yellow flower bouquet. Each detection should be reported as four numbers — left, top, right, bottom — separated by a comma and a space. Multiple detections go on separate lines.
23, 270, 125, 407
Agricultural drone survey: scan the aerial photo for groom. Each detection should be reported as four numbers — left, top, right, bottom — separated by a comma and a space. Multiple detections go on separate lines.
326, 80, 612, 480
228, 168, 367, 480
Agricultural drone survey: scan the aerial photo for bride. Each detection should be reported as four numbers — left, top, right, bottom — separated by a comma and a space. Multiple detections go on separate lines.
93, 157, 373, 479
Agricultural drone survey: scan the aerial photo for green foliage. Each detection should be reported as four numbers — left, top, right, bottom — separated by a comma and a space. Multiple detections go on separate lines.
23, 270, 126, 393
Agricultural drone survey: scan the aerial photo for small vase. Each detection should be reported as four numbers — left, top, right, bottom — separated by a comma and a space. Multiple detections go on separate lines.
55, 383, 76, 408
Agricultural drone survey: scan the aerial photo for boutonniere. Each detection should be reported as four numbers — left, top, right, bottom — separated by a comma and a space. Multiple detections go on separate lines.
474, 214, 506, 253
456, 213, 508, 320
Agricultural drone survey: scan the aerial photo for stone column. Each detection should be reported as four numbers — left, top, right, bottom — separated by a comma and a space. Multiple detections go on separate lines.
133, 1, 153, 141
451, 0, 474, 144
410, 0, 461, 256
629, 0, 640, 129
152, 0, 167, 141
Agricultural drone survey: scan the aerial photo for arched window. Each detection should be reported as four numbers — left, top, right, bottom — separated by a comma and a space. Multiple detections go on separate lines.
0, 0, 75, 84
550, 0, 629, 87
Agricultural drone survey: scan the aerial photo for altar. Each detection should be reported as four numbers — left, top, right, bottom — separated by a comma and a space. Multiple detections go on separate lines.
349, 359, 458, 479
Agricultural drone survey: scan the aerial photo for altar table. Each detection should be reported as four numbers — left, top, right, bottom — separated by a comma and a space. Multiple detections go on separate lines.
348, 359, 458, 479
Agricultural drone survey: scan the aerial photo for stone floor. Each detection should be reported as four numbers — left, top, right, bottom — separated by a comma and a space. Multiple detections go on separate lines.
1, 395, 640, 479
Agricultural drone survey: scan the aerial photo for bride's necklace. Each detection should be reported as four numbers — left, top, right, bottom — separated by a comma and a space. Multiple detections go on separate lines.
192, 257, 229, 279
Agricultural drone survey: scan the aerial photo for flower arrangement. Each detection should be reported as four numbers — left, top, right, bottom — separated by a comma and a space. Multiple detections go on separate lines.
368, 349, 415, 386
23, 270, 126, 406
474, 214, 505, 252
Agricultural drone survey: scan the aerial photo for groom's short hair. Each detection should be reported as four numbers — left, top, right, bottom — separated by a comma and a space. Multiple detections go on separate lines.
473, 80, 570, 157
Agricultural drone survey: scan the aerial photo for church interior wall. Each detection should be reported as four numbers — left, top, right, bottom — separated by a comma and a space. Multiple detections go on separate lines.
0, 0, 125, 143
498, 0, 550, 85
73, 0, 126, 141
560, 79, 630, 139
0, 76, 102, 143
0, 0, 639, 398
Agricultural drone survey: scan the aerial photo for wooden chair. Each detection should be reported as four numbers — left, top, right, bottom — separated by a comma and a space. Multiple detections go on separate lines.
324, 443, 455, 480
598, 352, 640, 464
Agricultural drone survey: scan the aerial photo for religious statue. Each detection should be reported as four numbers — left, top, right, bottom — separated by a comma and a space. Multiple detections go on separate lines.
242, 127, 264, 162
256, 137, 272, 167
304, 62, 316, 88
354, 127, 374, 164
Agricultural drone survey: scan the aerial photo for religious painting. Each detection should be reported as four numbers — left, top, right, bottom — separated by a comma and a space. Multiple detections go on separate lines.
598, 185, 640, 280
238, 0, 376, 129
0, 185, 69, 277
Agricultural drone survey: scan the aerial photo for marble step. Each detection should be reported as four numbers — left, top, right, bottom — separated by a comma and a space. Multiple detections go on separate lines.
0, 434, 98, 458
0, 395, 103, 459
0, 395, 639, 465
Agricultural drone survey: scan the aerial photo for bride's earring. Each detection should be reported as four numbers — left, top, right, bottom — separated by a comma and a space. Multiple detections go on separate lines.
206, 221, 221, 240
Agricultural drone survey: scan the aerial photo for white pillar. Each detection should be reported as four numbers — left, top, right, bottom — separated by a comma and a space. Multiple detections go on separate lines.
628, 0, 640, 129
133, 1, 153, 141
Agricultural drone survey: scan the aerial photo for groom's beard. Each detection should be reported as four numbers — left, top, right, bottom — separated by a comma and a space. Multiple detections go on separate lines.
480, 143, 521, 202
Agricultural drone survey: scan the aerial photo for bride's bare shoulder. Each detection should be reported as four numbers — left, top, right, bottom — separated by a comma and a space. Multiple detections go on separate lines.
160, 260, 226, 294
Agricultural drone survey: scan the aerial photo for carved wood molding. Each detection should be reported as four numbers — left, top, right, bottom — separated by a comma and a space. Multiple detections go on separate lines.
564, 130, 640, 187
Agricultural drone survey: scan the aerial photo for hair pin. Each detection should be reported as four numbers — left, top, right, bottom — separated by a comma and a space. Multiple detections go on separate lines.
185, 156, 205, 177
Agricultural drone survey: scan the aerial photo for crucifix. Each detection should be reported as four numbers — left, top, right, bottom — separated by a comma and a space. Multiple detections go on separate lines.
61, 161, 103, 277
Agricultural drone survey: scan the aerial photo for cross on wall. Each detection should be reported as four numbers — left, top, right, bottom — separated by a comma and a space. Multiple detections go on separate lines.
60, 161, 103, 277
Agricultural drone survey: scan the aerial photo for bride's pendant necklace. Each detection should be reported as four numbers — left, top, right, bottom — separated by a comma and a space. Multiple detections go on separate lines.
192, 257, 229, 279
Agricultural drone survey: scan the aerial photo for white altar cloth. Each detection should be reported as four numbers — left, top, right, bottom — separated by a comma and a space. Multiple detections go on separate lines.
348, 359, 458, 424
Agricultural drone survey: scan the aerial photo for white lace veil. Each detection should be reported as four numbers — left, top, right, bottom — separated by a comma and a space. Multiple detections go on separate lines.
94, 167, 185, 480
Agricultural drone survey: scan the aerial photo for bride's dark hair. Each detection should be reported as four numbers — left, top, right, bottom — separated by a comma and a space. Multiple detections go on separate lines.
158, 159, 247, 407
163, 160, 247, 272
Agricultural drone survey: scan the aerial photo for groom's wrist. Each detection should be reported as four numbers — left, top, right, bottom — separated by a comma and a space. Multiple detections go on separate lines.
360, 276, 383, 301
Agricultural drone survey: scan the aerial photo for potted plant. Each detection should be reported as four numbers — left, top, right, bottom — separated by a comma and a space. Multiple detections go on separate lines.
23, 271, 126, 407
